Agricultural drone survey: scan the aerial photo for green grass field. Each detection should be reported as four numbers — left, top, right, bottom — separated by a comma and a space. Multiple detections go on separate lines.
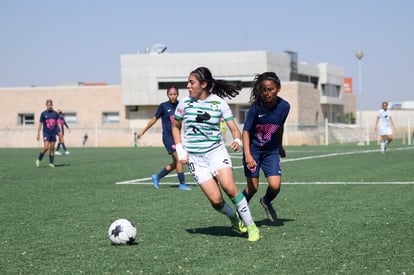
1, 143, 413, 274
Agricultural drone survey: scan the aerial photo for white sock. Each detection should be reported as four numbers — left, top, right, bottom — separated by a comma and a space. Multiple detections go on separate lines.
380, 142, 385, 152
234, 196, 254, 226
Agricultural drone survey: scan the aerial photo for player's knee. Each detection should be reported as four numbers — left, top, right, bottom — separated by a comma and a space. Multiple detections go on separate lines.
168, 163, 176, 171
247, 185, 258, 195
211, 199, 224, 210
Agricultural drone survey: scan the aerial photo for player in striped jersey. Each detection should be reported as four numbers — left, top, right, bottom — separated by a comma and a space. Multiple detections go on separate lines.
172, 67, 259, 242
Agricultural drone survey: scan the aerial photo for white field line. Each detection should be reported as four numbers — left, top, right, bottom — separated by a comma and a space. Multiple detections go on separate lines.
115, 146, 414, 185
116, 181, 414, 185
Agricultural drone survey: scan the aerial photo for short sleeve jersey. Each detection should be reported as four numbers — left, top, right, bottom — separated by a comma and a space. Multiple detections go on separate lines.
243, 97, 290, 152
155, 100, 178, 139
40, 110, 60, 136
57, 116, 69, 128
174, 94, 233, 154
377, 108, 392, 129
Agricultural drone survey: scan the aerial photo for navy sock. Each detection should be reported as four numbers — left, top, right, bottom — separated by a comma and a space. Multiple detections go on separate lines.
177, 172, 185, 184
38, 152, 44, 161
56, 143, 61, 151
62, 143, 67, 151
49, 155, 54, 163
242, 189, 252, 203
158, 168, 169, 180
263, 186, 279, 204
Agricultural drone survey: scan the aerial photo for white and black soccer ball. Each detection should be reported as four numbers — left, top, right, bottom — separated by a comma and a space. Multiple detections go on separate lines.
108, 218, 137, 245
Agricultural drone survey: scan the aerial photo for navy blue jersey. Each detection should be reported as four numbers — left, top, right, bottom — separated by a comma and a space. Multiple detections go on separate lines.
155, 100, 178, 140
243, 97, 290, 151
40, 110, 60, 136
57, 115, 69, 134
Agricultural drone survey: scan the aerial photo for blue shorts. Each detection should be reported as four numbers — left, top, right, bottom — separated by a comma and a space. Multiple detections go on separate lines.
163, 135, 176, 154
57, 128, 65, 136
243, 150, 281, 178
43, 133, 57, 142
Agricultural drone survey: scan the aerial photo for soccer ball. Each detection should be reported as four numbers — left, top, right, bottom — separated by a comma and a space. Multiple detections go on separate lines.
108, 218, 137, 245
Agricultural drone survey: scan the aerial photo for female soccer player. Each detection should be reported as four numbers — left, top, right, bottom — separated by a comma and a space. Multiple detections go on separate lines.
241, 72, 290, 223
172, 67, 259, 241
137, 86, 191, 190
36, 99, 63, 168
55, 109, 71, 155
374, 101, 396, 153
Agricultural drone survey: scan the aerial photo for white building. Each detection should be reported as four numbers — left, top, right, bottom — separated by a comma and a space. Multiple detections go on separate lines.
0, 50, 357, 147
121, 50, 352, 128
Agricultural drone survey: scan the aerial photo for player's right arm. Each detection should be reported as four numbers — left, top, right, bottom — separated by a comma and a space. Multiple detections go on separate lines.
36, 115, 43, 141
242, 130, 256, 170
374, 116, 379, 132
172, 118, 187, 163
137, 116, 158, 138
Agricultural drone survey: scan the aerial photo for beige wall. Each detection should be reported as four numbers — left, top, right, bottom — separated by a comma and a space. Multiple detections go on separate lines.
0, 85, 132, 148
279, 82, 323, 127
0, 83, 364, 148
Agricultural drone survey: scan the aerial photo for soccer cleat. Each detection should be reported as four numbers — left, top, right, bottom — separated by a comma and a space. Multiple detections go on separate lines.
35, 159, 40, 167
260, 197, 277, 223
55, 151, 62, 155
247, 223, 260, 242
230, 212, 247, 234
49, 163, 55, 168
65, 151, 70, 155
151, 174, 159, 189
178, 183, 191, 190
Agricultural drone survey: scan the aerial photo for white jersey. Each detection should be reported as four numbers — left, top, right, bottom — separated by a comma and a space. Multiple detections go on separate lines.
377, 108, 392, 130
174, 94, 233, 154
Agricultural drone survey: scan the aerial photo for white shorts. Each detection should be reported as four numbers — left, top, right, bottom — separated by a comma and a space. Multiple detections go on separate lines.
187, 145, 232, 185
379, 127, 392, 136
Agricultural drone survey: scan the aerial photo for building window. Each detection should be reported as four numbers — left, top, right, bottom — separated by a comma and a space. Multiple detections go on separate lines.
63, 112, 77, 124
238, 105, 250, 124
102, 112, 120, 124
158, 82, 188, 90
18, 113, 35, 125
321, 84, 340, 97
158, 80, 253, 90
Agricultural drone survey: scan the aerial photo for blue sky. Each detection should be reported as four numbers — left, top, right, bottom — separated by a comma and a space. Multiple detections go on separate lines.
1, 0, 413, 110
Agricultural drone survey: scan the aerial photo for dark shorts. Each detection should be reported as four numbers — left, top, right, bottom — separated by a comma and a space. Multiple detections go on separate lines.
243, 150, 281, 178
43, 133, 57, 142
163, 135, 176, 154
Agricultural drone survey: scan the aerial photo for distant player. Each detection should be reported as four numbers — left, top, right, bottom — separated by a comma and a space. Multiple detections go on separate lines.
374, 101, 396, 153
82, 133, 88, 146
36, 99, 62, 168
137, 86, 191, 190
55, 109, 71, 155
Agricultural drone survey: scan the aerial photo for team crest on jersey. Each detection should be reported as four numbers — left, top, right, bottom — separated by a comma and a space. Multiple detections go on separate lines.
210, 101, 218, 111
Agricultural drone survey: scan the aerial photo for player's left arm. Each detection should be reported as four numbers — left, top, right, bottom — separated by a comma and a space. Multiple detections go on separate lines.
64, 121, 71, 132
390, 117, 396, 131
278, 125, 286, 158
57, 119, 63, 137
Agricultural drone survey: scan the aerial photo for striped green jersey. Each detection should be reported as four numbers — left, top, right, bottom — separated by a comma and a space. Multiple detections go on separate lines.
174, 94, 234, 154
